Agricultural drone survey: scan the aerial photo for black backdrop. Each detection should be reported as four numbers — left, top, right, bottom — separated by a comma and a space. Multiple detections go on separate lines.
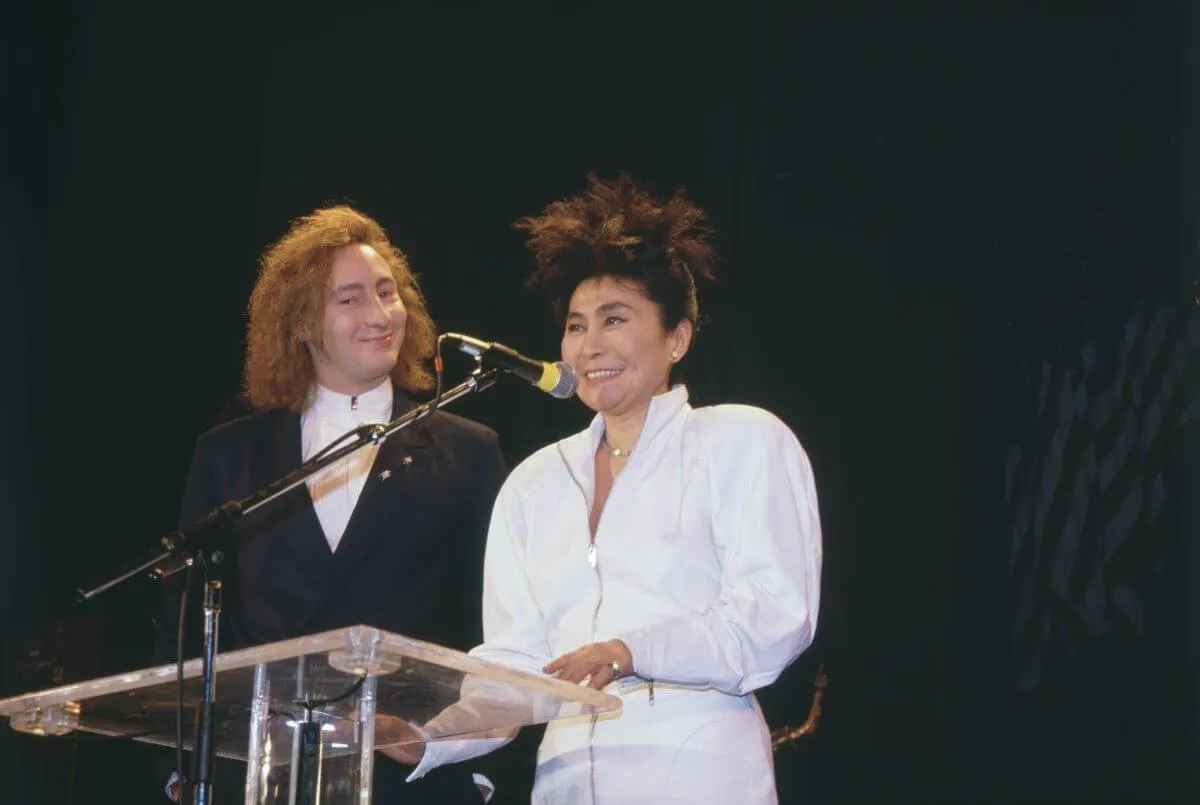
3, 2, 1197, 803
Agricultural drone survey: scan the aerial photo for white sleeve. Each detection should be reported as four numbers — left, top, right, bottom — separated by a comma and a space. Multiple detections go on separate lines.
473, 475, 556, 673
619, 412, 823, 695
406, 727, 511, 783
407, 478, 553, 780
473, 773, 495, 802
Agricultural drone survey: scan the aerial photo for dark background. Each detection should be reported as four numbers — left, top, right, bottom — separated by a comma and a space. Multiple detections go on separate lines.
3, 1, 1198, 803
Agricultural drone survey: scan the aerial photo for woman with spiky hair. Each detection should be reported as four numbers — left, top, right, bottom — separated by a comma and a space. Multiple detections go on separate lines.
403, 174, 823, 804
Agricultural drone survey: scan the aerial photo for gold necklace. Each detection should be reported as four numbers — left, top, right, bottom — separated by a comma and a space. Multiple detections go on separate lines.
599, 433, 634, 458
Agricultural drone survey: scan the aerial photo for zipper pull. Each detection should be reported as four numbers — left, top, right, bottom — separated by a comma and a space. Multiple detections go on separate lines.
648, 680, 655, 706
586, 543, 598, 569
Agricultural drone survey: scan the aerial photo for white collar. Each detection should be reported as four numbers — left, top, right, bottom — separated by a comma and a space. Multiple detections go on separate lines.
584, 384, 690, 453
306, 379, 394, 427
557, 385, 691, 488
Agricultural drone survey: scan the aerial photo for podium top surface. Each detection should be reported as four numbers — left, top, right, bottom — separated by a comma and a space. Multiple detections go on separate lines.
0, 625, 621, 762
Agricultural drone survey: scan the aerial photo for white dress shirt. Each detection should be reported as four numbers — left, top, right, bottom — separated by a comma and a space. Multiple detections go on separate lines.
300, 380, 393, 551
411, 385, 823, 804
299, 380, 497, 802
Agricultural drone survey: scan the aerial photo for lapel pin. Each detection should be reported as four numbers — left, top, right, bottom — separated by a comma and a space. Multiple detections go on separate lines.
378, 469, 392, 481
401, 456, 414, 468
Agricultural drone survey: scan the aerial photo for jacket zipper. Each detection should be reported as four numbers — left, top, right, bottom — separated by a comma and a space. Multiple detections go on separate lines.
558, 445, 608, 805
557, 443, 655, 803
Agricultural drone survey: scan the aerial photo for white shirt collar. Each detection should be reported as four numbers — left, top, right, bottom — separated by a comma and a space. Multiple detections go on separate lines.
556, 385, 691, 488
307, 379, 394, 427
584, 384, 690, 452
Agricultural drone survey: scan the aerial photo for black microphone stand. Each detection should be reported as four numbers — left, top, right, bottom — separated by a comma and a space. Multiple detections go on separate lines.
77, 365, 501, 805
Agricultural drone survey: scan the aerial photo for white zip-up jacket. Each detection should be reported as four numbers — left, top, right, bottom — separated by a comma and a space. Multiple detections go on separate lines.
412, 385, 822, 803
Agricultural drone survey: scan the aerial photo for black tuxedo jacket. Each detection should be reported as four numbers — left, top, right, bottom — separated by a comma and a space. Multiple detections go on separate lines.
154, 390, 507, 804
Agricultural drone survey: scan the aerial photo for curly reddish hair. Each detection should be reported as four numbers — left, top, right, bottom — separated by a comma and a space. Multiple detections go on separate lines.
245, 206, 436, 412
516, 172, 717, 333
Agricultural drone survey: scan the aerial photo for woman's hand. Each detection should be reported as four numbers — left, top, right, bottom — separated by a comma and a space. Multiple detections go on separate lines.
374, 714, 428, 766
543, 639, 634, 690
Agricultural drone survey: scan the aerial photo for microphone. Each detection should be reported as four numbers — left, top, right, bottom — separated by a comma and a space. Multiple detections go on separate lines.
442, 333, 578, 399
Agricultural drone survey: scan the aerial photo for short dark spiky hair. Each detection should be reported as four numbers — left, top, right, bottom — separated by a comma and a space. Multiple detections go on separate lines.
516, 172, 717, 337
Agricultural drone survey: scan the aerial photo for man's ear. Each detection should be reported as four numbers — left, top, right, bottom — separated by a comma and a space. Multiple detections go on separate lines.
295, 320, 317, 345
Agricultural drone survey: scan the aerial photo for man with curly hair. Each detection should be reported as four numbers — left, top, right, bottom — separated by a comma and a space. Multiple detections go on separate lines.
154, 205, 507, 804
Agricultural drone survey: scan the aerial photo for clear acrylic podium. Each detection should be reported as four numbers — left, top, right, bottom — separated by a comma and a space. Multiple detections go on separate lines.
0, 625, 622, 803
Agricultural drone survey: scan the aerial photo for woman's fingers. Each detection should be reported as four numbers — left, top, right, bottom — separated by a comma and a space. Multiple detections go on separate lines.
544, 642, 625, 688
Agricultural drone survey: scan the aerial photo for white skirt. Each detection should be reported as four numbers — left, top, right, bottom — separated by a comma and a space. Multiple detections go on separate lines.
532, 685, 778, 805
